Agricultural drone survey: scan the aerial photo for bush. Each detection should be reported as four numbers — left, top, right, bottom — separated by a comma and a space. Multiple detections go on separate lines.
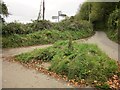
28, 20, 53, 31
107, 9, 120, 30
2, 29, 94, 48
2, 20, 53, 36
2, 22, 27, 35
105, 9, 120, 44
53, 19, 93, 31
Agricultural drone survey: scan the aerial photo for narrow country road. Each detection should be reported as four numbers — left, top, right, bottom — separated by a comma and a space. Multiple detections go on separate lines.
77, 31, 120, 61
2, 45, 73, 88
1, 31, 119, 88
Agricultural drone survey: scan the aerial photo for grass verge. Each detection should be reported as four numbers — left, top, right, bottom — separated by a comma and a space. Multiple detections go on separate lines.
15, 41, 119, 89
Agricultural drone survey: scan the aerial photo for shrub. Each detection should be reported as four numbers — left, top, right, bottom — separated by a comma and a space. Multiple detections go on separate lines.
105, 9, 120, 44
53, 19, 93, 31
29, 20, 53, 31
2, 29, 94, 48
108, 9, 120, 30
2, 22, 28, 35
2, 20, 53, 36
68, 20, 92, 31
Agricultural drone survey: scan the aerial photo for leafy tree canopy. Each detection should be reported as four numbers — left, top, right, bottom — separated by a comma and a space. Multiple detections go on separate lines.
0, 1, 9, 22
75, 2, 120, 30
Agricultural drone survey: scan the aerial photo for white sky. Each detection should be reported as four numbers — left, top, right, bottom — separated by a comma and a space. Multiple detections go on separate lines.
3, 0, 85, 23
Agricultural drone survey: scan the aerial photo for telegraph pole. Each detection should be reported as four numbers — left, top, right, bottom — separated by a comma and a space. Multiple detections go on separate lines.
37, 0, 45, 20
43, 0, 45, 20
37, 0, 42, 20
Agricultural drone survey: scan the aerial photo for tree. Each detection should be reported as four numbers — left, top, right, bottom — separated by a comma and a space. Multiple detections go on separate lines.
0, 1, 9, 22
75, 2, 119, 30
108, 9, 120, 30
75, 2, 91, 21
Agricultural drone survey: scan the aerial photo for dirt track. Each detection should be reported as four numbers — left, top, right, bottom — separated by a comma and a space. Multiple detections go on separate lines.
1, 31, 119, 88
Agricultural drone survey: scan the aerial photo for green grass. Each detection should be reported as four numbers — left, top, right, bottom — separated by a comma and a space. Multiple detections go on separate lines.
2, 29, 94, 48
15, 41, 119, 88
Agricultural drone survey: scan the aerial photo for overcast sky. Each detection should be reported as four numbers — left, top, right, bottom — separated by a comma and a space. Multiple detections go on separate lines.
3, 0, 85, 23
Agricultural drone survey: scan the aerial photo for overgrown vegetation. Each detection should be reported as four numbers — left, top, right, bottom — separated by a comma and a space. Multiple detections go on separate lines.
2, 20, 53, 35
106, 9, 120, 44
0, 1, 9, 22
2, 29, 93, 48
2, 20, 93, 48
3, 1, 119, 89
15, 41, 119, 89
75, 2, 120, 43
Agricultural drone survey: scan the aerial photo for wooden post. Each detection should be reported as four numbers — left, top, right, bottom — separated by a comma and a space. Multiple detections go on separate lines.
43, 0, 45, 20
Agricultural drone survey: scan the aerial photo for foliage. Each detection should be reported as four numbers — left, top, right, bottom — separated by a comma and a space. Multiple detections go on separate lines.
76, 2, 120, 30
75, 2, 120, 44
105, 9, 120, 44
2, 20, 53, 35
53, 18, 93, 31
2, 19, 93, 36
2, 29, 93, 48
0, 2, 9, 17
108, 9, 120, 30
35, 47, 56, 61
2, 22, 28, 35
15, 41, 119, 87
0, 1, 9, 22
16, 49, 42, 63
75, 2, 91, 21
29, 20, 53, 31
95, 84, 112, 90
106, 29, 119, 44
49, 42, 118, 83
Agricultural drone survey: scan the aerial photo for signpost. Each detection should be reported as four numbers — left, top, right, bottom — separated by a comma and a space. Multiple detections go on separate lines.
59, 14, 67, 17
52, 16, 58, 19
52, 11, 67, 22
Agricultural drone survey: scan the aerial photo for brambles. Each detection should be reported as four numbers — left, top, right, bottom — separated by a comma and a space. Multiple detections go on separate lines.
53, 19, 93, 31
2, 29, 93, 48
2, 20, 53, 35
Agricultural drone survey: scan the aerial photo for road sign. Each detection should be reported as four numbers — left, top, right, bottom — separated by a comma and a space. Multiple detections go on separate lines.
59, 14, 67, 17
52, 16, 58, 19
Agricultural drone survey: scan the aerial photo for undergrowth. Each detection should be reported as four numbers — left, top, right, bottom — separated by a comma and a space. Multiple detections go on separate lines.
2, 29, 94, 48
15, 41, 119, 89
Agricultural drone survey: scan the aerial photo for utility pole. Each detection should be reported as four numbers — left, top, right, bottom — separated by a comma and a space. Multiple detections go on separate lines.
37, 0, 42, 20
43, 0, 45, 20
37, 0, 45, 20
